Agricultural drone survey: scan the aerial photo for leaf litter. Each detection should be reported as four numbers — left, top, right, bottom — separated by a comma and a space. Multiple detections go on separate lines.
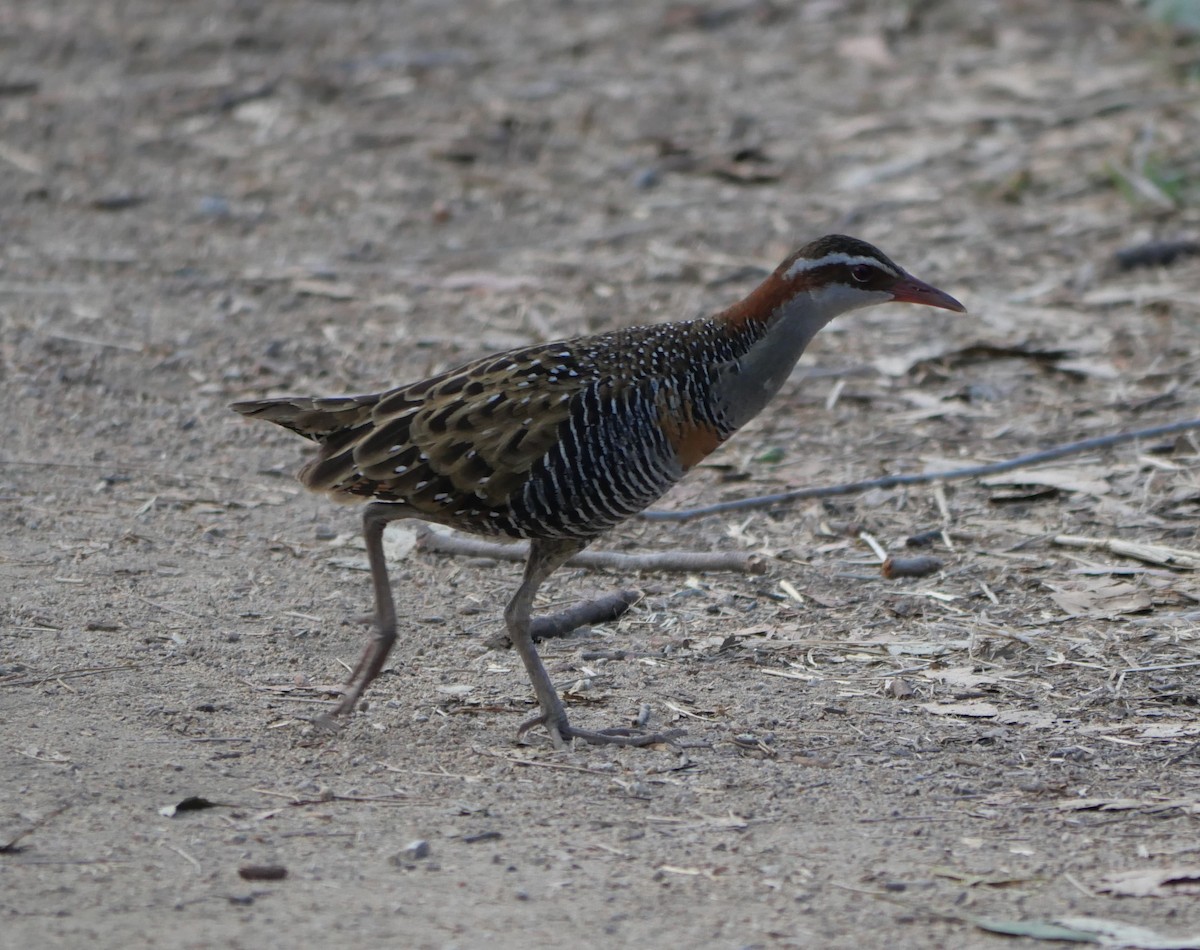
5, 2, 1200, 949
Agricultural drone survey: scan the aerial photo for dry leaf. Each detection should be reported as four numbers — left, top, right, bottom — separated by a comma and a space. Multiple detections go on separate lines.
1139, 723, 1200, 740
1059, 798, 1149, 812
383, 527, 418, 562
921, 667, 998, 689
1047, 579, 1153, 619
1096, 867, 1200, 898
1053, 357, 1121, 379
885, 640, 969, 657
1054, 536, 1200, 571
439, 272, 540, 293
836, 34, 894, 68
1082, 283, 1189, 307
919, 701, 999, 718
982, 467, 1111, 497
996, 710, 1058, 729
874, 338, 1070, 377
1053, 916, 1200, 949
292, 279, 356, 299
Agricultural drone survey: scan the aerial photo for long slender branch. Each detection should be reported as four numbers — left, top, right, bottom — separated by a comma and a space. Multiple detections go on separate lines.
643, 417, 1200, 523
415, 528, 766, 573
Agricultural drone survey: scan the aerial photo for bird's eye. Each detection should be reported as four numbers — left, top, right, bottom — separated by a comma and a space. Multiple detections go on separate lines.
850, 264, 873, 283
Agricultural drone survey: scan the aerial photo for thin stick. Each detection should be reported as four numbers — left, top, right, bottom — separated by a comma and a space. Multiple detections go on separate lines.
478, 748, 625, 775
0, 457, 248, 483
1120, 660, 1200, 674
485, 590, 642, 647
1053, 535, 1200, 571
0, 803, 70, 853
160, 842, 202, 874
416, 528, 766, 574
531, 590, 641, 641
1, 664, 138, 688
642, 417, 1200, 522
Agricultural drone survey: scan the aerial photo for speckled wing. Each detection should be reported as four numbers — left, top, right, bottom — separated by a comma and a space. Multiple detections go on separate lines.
262, 343, 600, 519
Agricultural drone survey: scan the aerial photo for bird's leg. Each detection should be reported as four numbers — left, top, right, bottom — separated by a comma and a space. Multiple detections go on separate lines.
508, 539, 678, 750
332, 501, 409, 716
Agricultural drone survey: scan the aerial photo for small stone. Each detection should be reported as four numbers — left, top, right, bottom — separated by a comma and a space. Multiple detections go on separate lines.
197, 195, 232, 218
630, 166, 661, 190
404, 839, 431, 860
238, 864, 288, 882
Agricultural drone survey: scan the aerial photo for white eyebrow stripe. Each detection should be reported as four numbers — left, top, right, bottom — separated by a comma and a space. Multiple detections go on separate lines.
784, 252, 901, 280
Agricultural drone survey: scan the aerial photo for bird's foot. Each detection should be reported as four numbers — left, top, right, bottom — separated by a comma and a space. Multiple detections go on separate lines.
310, 712, 344, 733
517, 712, 683, 749
310, 685, 366, 730
325, 629, 392, 718
331, 686, 364, 718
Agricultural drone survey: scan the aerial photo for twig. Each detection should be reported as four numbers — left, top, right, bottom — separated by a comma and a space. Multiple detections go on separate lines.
530, 590, 641, 641
135, 595, 202, 620
858, 530, 887, 562
1120, 660, 1200, 674
0, 457, 248, 483
477, 748, 619, 775
1053, 535, 1200, 571
42, 331, 144, 352
486, 590, 642, 647
160, 842, 202, 874
249, 788, 414, 807
416, 528, 766, 573
140, 736, 253, 744
643, 417, 1200, 522
1, 664, 138, 688
0, 803, 70, 854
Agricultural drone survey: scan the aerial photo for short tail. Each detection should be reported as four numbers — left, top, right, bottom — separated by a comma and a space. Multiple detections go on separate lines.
229, 394, 381, 443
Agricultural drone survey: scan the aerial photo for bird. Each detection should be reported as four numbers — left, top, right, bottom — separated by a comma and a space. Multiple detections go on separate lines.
231, 234, 965, 748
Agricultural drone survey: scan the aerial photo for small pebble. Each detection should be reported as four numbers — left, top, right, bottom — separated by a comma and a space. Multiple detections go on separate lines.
238, 864, 287, 882
92, 192, 148, 211
904, 528, 941, 548
630, 166, 661, 190
461, 830, 501, 844
881, 555, 943, 579
1114, 238, 1200, 271
404, 839, 431, 860
197, 195, 232, 218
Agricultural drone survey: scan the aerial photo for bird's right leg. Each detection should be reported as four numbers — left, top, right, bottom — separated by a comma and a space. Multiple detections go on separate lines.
331, 501, 410, 717
507, 539, 678, 750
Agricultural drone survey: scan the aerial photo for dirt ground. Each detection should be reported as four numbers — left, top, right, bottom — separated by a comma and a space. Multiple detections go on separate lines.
4, 2, 1200, 947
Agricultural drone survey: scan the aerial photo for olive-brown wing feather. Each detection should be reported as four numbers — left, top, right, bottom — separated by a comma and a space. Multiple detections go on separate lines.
300, 343, 602, 514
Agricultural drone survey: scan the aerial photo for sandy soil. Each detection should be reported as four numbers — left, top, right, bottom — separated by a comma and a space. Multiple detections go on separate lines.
4, 2, 1200, 947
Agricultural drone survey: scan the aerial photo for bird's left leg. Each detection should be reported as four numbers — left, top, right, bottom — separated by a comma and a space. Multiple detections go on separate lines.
331, 501, 410, 717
